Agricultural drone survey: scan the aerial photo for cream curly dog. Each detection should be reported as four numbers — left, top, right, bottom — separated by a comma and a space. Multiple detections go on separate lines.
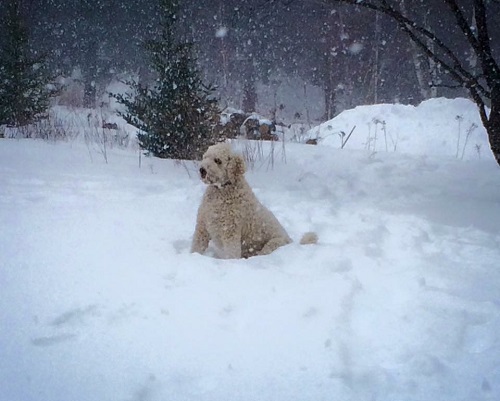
191, 143, 317, 259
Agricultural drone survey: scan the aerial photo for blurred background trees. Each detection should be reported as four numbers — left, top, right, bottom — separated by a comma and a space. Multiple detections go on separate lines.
0, 0, 58, 127
1, 0, 498, 126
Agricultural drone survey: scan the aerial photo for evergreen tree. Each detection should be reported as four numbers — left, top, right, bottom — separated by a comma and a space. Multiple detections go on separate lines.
0, 0, 57, 127
114, 0, 221, 160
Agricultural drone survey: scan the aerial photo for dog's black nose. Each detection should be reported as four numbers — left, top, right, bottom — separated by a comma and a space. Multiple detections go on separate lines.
200, 167, 207, 179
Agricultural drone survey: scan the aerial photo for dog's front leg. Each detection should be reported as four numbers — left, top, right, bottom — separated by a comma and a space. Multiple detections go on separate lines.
220, 229, 242, 259
191, 216, 210, 254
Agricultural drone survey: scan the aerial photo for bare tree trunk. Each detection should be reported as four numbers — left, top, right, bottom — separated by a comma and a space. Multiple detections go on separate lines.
83, 80, 96, 108
242, 79, 257, 113
373, 11, 381, 103
323, 51, 336, 120
400, 0, 434, 99
486, 85, 500, 164
324, 83, 336, 120
217, 2, 229, 90
82, 39, 98, 108
304, 82, 311, 125
427, 39, 439, 98
241, 49, 257, 113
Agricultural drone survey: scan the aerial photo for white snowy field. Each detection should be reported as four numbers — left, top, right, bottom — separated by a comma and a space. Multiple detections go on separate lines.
1, 98, 500, 401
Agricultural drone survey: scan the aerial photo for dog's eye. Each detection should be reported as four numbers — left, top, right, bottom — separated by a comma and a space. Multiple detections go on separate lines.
214, 158, 222, 165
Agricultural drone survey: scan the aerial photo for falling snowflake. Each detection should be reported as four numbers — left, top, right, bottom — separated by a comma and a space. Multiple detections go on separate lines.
215, 27, 228, 38
348, 42, 364, 55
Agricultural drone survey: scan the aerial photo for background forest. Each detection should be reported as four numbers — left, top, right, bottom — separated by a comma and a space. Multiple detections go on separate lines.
2, 0, 498, 124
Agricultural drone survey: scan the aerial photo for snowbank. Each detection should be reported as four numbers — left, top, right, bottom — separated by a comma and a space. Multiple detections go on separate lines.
309, 97, 492, 161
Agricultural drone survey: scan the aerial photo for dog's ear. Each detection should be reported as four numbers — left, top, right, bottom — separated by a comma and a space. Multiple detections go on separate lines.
228, 154, 246, 180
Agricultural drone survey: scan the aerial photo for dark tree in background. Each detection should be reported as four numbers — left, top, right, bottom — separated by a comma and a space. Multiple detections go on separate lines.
25, 0, 162, 108
0, 0, 57, 127
184, 0, 277, 113
328, 0, 500, 165
77, 0, 104, 107
113, 0, 221, 160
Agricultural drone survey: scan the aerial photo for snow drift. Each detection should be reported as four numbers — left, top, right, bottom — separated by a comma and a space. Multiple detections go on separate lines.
309, 97, 491, 161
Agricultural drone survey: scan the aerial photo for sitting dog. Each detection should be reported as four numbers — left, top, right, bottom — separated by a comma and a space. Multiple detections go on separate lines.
191, 143, 317, 259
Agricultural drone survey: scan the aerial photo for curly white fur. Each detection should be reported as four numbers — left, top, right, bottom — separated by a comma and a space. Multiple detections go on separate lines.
191, 143, 317, 259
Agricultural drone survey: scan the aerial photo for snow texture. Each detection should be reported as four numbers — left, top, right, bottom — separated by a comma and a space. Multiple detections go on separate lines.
1, 98, 500, 401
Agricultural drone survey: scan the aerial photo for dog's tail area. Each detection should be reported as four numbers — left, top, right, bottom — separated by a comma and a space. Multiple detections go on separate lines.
299, 231, 319, 245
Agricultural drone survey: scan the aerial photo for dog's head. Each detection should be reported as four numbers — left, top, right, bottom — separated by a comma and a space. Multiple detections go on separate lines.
199, 143, 246, 187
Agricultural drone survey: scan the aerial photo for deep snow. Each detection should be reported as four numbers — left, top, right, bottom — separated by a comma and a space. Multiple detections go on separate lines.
1, 98, 500, 401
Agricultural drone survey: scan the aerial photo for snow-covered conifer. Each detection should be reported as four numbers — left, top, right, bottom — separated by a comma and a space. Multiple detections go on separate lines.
113, 0, 221, 160
0, 0, 58, 127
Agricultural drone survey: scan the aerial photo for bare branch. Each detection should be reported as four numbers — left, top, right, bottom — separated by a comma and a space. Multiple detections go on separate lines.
443, 0, 499, 87
473, 0, 500, 81
442, 0, 480, 52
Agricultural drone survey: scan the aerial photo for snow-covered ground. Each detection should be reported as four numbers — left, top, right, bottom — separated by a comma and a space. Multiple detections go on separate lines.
1, 98, 500, 401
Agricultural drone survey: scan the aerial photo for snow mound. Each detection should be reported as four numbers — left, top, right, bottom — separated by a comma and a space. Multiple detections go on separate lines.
309, 97, 491, 161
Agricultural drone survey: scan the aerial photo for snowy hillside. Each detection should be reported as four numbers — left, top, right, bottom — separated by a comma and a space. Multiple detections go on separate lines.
1, 98, 500, 401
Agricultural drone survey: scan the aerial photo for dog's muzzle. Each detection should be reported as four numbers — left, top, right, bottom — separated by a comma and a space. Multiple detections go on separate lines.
199, 167, 207, 179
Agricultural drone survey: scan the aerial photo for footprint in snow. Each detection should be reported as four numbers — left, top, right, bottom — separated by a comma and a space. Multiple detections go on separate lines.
173, 239, 191, 254
31, 333, 77, 347
50, 304, 100, 327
